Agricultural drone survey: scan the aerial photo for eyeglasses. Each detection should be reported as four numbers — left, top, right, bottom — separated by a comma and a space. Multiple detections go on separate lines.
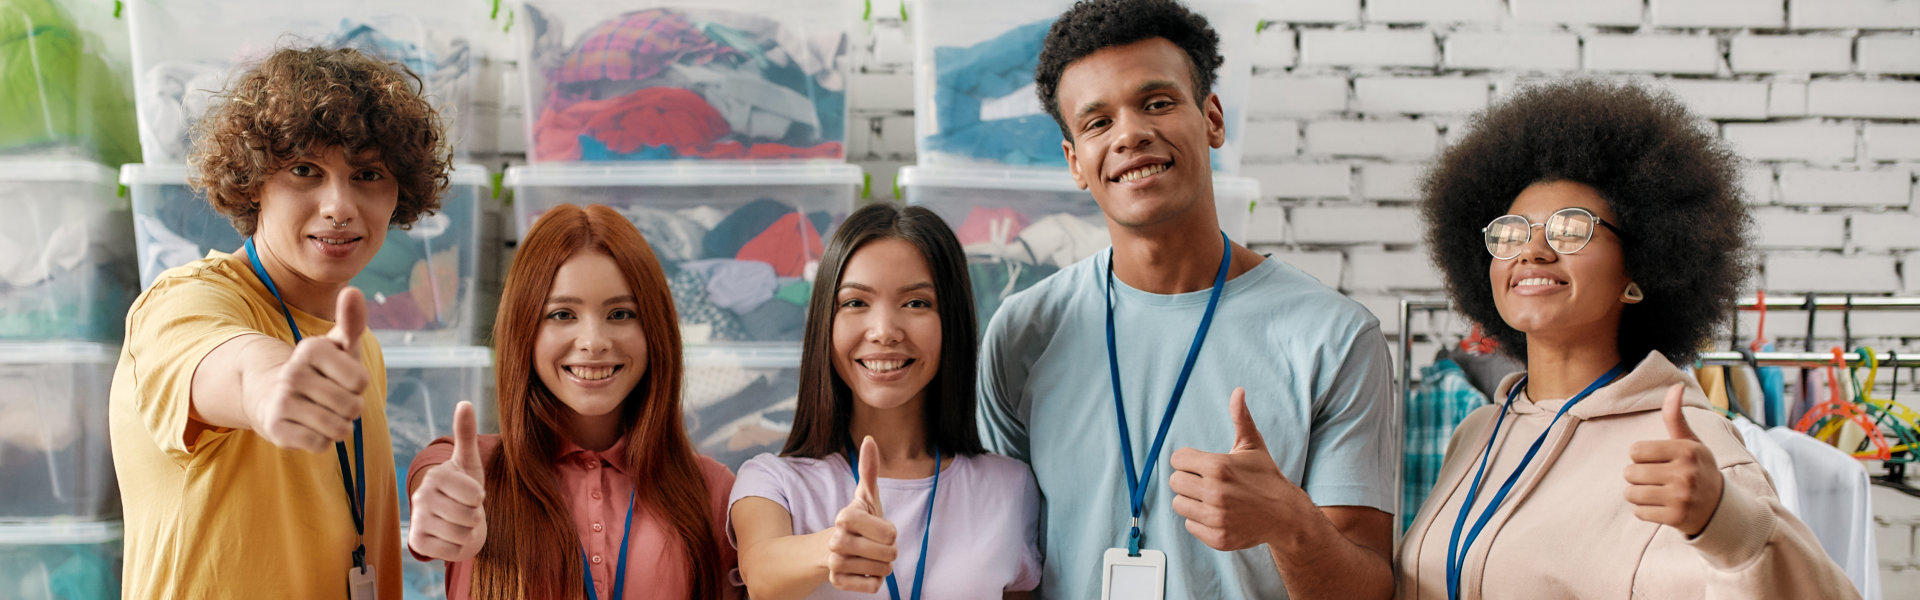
1482, 207, 1626, 260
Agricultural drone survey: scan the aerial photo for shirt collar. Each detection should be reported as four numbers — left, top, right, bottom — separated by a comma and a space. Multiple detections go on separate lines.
556, 435, 631, 476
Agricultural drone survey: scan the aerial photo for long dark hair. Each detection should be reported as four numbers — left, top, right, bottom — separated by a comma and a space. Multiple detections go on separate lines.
782, 202, 986, 459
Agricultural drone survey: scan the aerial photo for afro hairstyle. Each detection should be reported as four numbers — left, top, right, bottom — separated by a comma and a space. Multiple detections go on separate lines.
1034, 0, 1222, 141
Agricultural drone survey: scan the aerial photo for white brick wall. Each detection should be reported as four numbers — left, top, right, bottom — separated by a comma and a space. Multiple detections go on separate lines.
1300, 29, 1437, 69
1807, 80, 1920, 119
1252, 27, 1298, 69
1263, 0, 1360, 24
1867, 124, 1920, 161
1788, 0, 1920, 29
1513, 0, 1644, 26
1289, 206, 1420, 244
1859, 36, 1920, 74
1365, 0, 1503, 24
1346, 250, 1444, 290
1650, 0, 1786, 28
1854, 212, 1920, 249
1753, 209, 1847, 249
1722, 122, 1857, 162
1360, 163, 1426, 201
1766, 254, 1901, 293
1242, 120, 1301, 160
1259, 250, 1344, 286
1305, 120, 1440, 158
1657, 79, 1770, 121
1443, 32, 1581, 72
1353, 76, 1491, 115
1249, 76, 1348, 116
1730, 35, 1854, 74
1245, 163, 1351, 199
1584, 34, 1722, 75
1778, 168, 1915, 207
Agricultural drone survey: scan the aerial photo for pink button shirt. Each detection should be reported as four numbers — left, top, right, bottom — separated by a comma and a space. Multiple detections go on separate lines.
409, 434, 739, 599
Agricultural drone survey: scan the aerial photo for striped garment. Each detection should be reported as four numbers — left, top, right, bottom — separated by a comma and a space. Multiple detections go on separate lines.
1401, 358, 1488, 531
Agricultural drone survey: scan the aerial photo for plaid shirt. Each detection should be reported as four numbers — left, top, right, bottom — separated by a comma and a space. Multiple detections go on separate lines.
1402, 358, 1490, 531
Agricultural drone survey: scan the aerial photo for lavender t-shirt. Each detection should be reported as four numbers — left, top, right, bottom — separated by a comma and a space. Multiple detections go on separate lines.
727, 451, 1043, 598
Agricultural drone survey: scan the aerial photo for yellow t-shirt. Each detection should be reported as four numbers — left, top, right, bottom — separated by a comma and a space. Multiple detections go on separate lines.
109, 250, 401, 599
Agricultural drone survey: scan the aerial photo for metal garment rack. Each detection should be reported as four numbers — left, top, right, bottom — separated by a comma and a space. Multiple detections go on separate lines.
1397, 296, 1920, 408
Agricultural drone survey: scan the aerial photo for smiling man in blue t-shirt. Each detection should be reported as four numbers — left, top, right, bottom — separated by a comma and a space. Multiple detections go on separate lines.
975, 1, 1400, 598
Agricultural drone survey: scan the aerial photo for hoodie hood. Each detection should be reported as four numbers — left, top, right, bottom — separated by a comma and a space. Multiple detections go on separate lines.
1491, 351, 1713, 421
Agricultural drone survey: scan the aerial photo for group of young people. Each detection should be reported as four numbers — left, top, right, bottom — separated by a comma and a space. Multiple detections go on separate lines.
106, 0, 1861, 598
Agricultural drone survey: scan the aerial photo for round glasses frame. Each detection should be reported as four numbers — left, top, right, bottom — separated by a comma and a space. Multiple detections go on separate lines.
1482, 207, 1627, 260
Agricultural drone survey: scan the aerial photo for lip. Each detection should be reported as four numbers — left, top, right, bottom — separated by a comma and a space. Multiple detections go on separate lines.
853, 355, 916, 383
1508, 267, 1569, 295
1107, 156, 1173, 186
308, 234, 364, 259
561, 363, 624, 388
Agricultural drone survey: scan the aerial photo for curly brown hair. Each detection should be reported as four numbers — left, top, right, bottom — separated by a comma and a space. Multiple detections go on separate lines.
1035, 0, 1223, 141
189, 46, 450, 236
1421, 78, 1753, 364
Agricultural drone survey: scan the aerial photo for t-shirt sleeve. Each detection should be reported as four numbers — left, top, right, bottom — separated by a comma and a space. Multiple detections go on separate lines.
122, 275, 272, 461
725, 453, 792, 550
976, 307, 1032, 462
697, 457, 742, 593
1007, 461, 1044, 592
1301, 321, 1401, 514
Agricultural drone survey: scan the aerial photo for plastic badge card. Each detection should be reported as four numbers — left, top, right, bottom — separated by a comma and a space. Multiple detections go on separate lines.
1102, 547, 1166, 600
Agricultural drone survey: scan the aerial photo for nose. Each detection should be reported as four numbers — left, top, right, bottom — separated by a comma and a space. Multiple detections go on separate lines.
864, 308, 904, 346
575, 317, 613, 354
1516, 224, 1557, 264
1109, 110, 1155, 155
317, 174, 360, 227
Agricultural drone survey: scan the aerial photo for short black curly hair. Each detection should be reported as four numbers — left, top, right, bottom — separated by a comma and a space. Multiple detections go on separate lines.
1421, 78, 1753, 365
1035, 0, 1223, 141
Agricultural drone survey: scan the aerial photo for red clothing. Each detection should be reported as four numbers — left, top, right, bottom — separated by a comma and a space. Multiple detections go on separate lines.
409, 434, 740, 599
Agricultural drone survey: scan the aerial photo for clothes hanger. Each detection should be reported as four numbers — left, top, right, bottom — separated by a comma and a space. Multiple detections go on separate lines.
1797, 347, 1893, 460
1851, 347, 1920, 461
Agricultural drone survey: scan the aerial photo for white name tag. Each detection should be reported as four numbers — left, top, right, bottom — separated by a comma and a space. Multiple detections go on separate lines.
348, 565, 378, 600
1101, 547, 1166, 600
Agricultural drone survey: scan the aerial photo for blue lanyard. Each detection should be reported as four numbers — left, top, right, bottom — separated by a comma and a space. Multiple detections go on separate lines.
1105, 231, 1231, 556
582, 489, 636, 600
1444, 363, 1625, 600
847, 445, 942, 600
242, 237, 368, 572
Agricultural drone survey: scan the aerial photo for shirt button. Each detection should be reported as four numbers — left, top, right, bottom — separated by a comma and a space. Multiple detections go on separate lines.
585, 461, 597, 470
592, 522, 604, 532
591, 491, 602, 500
591, 554, 604, 565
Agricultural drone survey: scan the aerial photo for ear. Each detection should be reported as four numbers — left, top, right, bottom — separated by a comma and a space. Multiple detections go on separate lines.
1204, 93, 1226, 149
1064, 139, 1088, 190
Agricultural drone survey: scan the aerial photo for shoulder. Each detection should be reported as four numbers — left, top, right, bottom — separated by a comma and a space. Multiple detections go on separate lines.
990, 255, 1099, 329
735, 453, 831, 487
1232, 258, 1381, 340
133, 252, 258, 314
693, 453, 736, 488
962, 452, 1035, 480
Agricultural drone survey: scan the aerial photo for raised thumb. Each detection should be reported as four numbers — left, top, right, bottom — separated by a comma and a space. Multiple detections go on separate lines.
1661, 384, 1699, 442
855, 436, 883, 516
327, 286, 367, 350
1229, 388, 1265, 451
451, 401, 484, 479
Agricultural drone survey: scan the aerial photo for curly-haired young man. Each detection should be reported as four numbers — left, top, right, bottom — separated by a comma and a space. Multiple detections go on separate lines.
109, 46, 450, 599
977, 1, 1399, 598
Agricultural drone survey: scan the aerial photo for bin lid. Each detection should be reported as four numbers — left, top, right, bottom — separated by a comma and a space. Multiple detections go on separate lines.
0, 160, 116, 185
505, 162, 863, 188
0, 343, 119, 365
383, 346, 492, 369
0, 521, 122, 545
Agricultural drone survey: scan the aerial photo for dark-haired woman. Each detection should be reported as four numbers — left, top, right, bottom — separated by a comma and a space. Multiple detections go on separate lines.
406, 203, 739, 599
729, 203, 1041, 599
1396, 79, 1855, 599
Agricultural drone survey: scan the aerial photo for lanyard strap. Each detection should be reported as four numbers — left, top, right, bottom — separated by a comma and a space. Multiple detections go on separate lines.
848, 445, 942, 600
1105, 231, 1232, 556
243, 237, 368, 571
582, 489, 636, 600
1444, 363, 1625, 600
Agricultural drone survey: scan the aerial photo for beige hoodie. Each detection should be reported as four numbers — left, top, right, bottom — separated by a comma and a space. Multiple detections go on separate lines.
1396, 351, 1857, 599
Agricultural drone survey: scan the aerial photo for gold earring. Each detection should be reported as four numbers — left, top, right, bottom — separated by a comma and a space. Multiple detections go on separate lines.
1622, 282, 1645, 304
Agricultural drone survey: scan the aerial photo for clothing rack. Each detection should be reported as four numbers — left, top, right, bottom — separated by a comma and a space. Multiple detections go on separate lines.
1396, 296, 1920, 409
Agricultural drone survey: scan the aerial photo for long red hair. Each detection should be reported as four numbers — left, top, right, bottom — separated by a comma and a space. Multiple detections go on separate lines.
470, 203, 724, 599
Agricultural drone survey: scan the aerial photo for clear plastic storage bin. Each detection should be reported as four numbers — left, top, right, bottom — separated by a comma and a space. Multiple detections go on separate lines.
385, 346, 496, 520
0, 161, 136, 342
0, 521, 122, 599
909, 0, 1255, 173
683, 345, 800, 471
0, 343, 119, 521
514, 0, 856, 162
0, 0, 141, 166
121, 163, 502, 347
900, 166, 1256, 326
506, 163, 860, 345
123, 0, 491, 161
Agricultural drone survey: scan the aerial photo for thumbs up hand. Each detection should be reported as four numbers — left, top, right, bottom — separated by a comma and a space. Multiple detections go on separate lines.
409, 401, 489, 562
827, 437, 899, 592
246, 287, 371, 453
1170, 388, 1310, 551
1624, 384, 1724, 537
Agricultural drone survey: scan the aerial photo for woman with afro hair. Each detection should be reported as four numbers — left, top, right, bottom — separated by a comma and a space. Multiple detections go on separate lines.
1394, 79, 1856, 599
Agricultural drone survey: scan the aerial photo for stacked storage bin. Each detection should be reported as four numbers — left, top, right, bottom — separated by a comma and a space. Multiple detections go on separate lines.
901, 0, 1262, 329
121, 1, 503, 597
506, 0, 862, 472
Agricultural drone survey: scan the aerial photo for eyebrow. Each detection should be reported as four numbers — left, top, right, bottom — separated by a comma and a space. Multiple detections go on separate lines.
545, 295, 638, 306
837, 281, 936, 294
1072, 80, 1184, 121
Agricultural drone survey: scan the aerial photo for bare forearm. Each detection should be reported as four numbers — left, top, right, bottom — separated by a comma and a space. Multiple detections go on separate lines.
188, 334, 289, 430
739, 530, 833, 600
1266, 507, 1393, 600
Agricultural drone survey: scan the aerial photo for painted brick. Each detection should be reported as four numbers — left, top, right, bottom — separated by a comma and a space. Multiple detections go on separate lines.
1768, 81, 1809, 117
871, 21, 911, 67
1656, 79, 1770, 120
1444, 31, 1581, 71
1742, 166, 1778, 205
1246, 163, 1352, 199
1752, 209, 1847, 248
1778, 168, 1913, 207
1730, 35, 1854, 74
1353, 76, 1492, 115
1289, 206, 1420, 244
1247, 200, 1289, 244
1243, 120, 1302, 160
1249, 75, 1349, 116
847, 115, 879, 158
1807, 80, 1920, 119
1305, 120, 1441, 158
1346, 250, 1445, 291
1265, 251, 1345, 287
1266, 0, 1362, 23
1859, 36, 1920, 74
1513, 0, 1643, 26
1721, 123, 1856, 162
1352, 294, 1417, 335
1867, 124, 1920, 161
1584, 34, 1722, 74
1789, 0, 1920, 29
1764, 254, 1900, 293
1649, 0, 1786, 28
1252, 26, 1298, 69
1361, 163, 1426, 201
849, 71, 914, 112
1365, 0, 1504, 24
1852, 212, 1920, 249
876, 115, 916, 157
1300, 29, 1438, 69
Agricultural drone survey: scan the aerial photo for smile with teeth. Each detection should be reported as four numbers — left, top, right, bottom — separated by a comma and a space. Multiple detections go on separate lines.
859, 359, 914, 373
311, 236, 359, 245
566, 365, 621, 381
1115, 161, 1170, 183
1516, 277, 1566, 287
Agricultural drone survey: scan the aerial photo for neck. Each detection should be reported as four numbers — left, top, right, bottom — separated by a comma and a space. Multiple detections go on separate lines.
849, 396, 936, 477
564, 410, 623, 452
1522, 332, 1625, 403
240, 242, 346, 321
1109, 222, 1258, 295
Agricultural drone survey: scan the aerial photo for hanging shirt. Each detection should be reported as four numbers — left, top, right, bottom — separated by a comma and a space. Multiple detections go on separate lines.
109, 250, 401, 599
1766, 427, 1880, 599
978, 252, 1399, 600
1403, 358, 1488, 532
1730, 417, 1801, 516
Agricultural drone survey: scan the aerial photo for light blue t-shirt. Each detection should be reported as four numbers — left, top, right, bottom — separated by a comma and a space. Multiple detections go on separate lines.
978, 250, 1400, 600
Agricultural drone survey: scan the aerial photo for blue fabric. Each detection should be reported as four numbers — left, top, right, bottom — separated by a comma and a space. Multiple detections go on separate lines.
928, 20, 1063, 166
978, 253, 1399, 600
1755, 342, 1787, 427
1401, 358, 1486, 532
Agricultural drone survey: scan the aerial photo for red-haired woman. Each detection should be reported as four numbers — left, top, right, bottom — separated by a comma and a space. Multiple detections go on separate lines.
405, 203, 739, 599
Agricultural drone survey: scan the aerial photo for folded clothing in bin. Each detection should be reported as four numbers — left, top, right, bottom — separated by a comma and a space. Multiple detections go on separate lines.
527, 7, 846, 162
927, 20, 1059, 167
0, 0, 141, 165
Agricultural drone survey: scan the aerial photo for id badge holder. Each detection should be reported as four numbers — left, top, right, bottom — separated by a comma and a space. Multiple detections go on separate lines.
348, 565, 378, 600
1100, 548, 1166, 600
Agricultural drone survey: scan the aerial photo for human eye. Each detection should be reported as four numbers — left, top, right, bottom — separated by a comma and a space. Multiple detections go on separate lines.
905, 298, 933, 309
609, 308, 637, 320
545, 309, 575, 321
838, 298, 868, 309
289, 164, 318, 177
357, 169, 386, 182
